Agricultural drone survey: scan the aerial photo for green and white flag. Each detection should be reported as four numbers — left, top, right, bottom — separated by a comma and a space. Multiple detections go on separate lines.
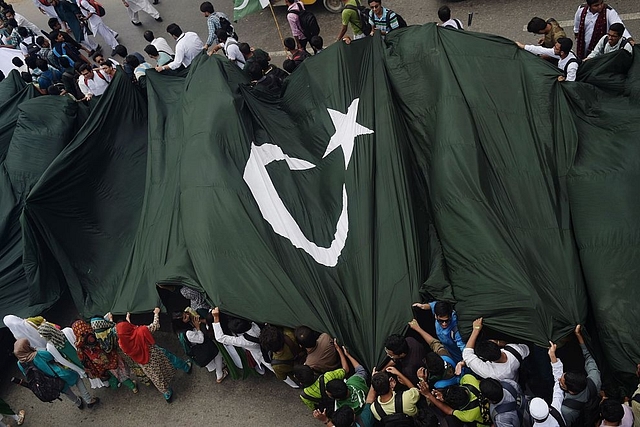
233, 0, 269, 20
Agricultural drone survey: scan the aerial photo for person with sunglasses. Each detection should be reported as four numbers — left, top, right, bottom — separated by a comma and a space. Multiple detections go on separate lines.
412, 300, 466, 363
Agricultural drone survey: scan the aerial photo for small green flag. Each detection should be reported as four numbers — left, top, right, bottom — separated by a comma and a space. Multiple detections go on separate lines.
233, 0, 269, 21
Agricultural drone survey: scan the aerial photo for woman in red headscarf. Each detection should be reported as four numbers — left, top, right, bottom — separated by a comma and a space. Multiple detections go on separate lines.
116, 307, 177, 402
71, 320, 137, 393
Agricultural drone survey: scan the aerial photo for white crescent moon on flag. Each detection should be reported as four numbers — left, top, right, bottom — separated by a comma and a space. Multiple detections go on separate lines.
242, 99, 373, 267
234, 0, 250, 10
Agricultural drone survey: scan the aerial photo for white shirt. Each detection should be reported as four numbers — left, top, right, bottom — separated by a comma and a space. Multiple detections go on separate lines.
213, 322, 271, 369
441, 18, 463, 30
221, 38, 245, 69
19, 35, 37, 56
14, 13, 41, 35
573, 5, 632, 48
524, 45, 580, 82
152, 36, 174, 56
78, 69, 111, 96
533, 359, 565, 426
166, 31, 203, 70
586, 34, 634, 59
463, 343, 529, 380
78, 0, 103, 25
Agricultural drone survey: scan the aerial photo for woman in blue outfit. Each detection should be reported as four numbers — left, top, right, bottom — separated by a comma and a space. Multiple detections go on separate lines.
14, 338, 100, 409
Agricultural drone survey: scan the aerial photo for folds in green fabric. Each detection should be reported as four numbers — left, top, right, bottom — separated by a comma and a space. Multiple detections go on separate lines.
1, 27, 639, 379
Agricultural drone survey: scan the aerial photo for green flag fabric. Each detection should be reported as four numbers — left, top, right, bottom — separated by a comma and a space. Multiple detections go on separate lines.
1, 26, 639, 380
233, 0, 269, 21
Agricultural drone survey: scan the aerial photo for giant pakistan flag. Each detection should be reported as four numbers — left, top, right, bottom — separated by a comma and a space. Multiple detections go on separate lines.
1, 25, 639, 380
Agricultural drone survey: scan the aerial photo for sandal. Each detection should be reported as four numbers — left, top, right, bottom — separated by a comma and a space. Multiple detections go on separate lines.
17, 409, 25, 426
164, 388, 173, 403
216, 367, 229, 384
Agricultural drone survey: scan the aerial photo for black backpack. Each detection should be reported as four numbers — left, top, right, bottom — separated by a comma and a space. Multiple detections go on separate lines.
301, 375, 335, 418
563, 55, 582, 76
288, 8, 320, 40
344, 4, 372, 36
561, 378, 599, 427
216, 13, 237, 40
373, 390, 414, 427
20, 361, 66, 403
385, 10, 407, 30
21, 35, 41, 57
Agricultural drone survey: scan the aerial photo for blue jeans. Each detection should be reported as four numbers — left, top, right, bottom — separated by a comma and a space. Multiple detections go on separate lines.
161, 347, 190, 372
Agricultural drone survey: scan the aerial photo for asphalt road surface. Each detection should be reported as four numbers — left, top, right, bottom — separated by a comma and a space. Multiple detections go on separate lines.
5, 0, 640, 61
2, 0, 640, 426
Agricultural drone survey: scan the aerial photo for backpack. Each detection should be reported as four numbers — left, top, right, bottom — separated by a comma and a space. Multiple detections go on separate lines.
459, 383, 492, 425
385, 10, 407, 30
83, 69, 107, 86
301, 375, 335, 418
288, 7, 320, 40
432, 355, 462, 389
344, 4, 372, 36
563, 55, 581, 76
21, 36, 40, 57
215, 12, 237, 40
561, 378, 599, 427
20, 361, 66, 403
269, 332, 305, 366
79, 0, 106, 17
178, 331, 219, 367
291, 48, 310, 65
373, 390, 415, 427
223, 39, 246, 65
494, 381, 530, 424
52, 43, 78, 67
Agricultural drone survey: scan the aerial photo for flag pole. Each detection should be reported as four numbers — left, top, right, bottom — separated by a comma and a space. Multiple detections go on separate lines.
268, 2, 285, 49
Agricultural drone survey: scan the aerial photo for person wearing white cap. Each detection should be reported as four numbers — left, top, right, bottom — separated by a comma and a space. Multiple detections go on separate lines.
529, 342, 566, 426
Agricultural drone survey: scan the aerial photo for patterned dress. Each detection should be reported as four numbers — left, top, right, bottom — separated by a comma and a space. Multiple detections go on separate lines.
138, 313, 176, 394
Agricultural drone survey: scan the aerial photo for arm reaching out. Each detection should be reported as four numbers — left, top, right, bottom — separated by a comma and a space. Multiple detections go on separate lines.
334, 339, 350, 373
466, 317, 483, 349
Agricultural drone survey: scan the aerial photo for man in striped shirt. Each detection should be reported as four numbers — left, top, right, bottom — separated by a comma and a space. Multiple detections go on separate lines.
367, 0, 401, 36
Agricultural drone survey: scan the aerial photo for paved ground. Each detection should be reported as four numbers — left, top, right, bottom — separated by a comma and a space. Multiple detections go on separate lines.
5, 0, 640, 61
2, 0, 640, 426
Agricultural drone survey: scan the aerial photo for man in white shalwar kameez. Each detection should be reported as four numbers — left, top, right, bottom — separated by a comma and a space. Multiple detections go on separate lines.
76, 0, 118, 53
122, 0, 163, 26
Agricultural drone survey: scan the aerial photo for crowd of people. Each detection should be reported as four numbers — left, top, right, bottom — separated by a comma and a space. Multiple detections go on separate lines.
2, 286, 640, 427
0, 0, 635, 96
